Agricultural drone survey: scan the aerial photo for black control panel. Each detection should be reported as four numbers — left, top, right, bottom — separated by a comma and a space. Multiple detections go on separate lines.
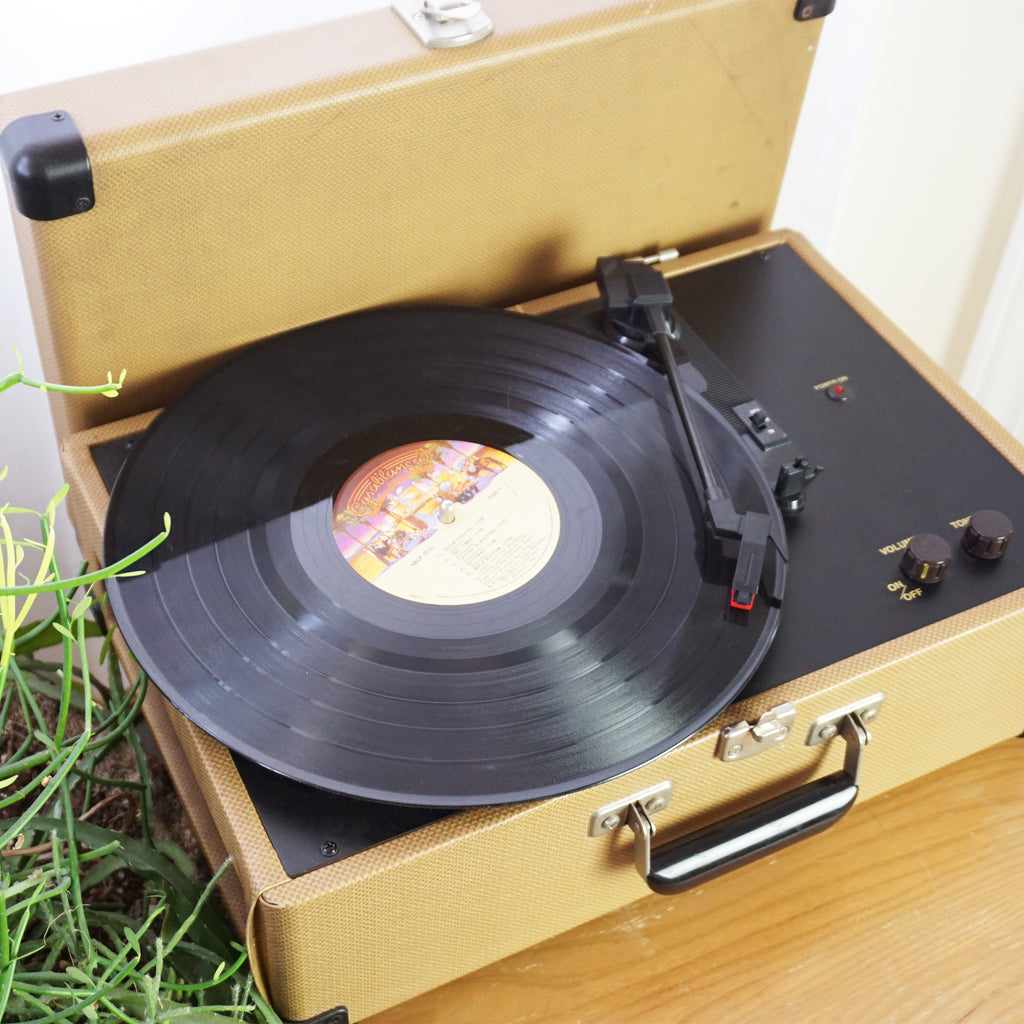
663, 244, 1023, 696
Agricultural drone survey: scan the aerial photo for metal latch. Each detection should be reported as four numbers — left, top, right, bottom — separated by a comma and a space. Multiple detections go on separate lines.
716, 702, 796, 761
393, 1, 494, 48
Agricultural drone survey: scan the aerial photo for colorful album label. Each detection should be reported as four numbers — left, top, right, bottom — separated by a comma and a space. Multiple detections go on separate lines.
333, 440, 560, 605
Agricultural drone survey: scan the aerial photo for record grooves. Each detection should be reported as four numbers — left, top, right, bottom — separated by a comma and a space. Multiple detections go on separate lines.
104, 307, 785, 807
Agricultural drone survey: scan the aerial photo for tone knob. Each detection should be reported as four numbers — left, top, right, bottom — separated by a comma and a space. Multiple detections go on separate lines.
900, 533, 952, 585
962, 509, 1013, 560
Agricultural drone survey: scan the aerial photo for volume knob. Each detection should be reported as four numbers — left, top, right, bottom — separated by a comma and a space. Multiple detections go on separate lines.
962, 509, 1013, 560
900, 533, 952, 585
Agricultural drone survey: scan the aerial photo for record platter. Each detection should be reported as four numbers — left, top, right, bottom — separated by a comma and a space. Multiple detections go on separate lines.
102, 256, 797, 810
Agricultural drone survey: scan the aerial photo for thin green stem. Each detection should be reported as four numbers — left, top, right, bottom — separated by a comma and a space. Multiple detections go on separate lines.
0, 669, 147, 782
59, 788, 92, 960
0, 364, 125, 398
0, 733, 89, 849
16, 954, 140, 1024
160, 945, 249, 994
0, 514, 169, 597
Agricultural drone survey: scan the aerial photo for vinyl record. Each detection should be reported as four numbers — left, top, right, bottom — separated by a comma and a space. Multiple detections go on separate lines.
104, 306, 786, 807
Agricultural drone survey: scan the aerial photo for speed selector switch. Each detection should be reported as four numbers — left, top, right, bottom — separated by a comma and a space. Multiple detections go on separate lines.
962, 509, 1014, 560
900, 533, 952, 585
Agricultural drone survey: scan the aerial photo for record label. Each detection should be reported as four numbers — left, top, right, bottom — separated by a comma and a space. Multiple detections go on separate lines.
332, 440, 561, 605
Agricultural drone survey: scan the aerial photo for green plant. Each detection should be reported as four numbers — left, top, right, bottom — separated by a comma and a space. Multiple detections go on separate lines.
0, 362, 282, 1022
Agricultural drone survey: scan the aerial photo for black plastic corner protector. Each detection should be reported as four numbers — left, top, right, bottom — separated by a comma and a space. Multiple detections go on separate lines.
0, 110, 94, 221
794, 0, 836, 20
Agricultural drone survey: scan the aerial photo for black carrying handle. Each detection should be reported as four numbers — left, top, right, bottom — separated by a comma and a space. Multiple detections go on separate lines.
628, 712, 868, 895
638, 771, 857, 894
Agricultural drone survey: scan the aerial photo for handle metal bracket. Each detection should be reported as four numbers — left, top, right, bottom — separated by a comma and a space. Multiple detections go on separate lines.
587, 781, 673, 838
806, 692, 884, 749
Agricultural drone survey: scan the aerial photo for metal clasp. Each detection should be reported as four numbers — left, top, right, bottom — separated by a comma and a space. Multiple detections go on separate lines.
393, 1, 494, 48
716, 702, 796, 762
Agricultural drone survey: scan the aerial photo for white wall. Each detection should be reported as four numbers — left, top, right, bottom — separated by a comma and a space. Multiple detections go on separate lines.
826, 1, 1024, 383
772, 0, 884, 258
1, 1, 1022, 578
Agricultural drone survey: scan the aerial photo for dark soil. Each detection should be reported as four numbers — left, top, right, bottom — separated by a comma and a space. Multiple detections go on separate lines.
1, 686, 204, 904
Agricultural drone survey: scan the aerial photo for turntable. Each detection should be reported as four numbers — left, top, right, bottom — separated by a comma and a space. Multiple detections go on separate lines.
3, 2, 1024, 1021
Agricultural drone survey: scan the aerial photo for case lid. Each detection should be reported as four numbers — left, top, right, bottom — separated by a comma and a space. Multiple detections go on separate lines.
0, 0, 824, 440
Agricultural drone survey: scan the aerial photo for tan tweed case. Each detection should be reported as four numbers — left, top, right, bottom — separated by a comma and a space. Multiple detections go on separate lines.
6, 3, 1024, 1022
56, 230, 1024, 1022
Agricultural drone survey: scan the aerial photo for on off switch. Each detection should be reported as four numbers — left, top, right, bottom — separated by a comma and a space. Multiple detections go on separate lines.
730, 400, 789, 451
900, 533, 952, 585
962, 509, 1013, 560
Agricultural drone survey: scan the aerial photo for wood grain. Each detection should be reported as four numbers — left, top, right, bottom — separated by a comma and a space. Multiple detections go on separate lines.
366, 738, 1024, 1024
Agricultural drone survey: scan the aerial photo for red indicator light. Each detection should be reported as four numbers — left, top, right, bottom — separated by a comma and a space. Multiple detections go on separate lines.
834, 385, 845, 394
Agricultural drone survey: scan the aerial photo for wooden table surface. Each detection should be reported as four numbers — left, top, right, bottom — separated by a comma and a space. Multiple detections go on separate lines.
367, 737, 1024, 1024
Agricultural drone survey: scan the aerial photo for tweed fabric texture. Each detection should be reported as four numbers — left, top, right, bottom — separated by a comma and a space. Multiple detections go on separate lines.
2, 0, 820, 441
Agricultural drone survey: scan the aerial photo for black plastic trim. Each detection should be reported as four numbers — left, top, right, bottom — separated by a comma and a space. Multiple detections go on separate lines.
647, 771, 857, 894
0, 110, 94, 221
287, 1007, 349, 1024
794, 0, 836, 20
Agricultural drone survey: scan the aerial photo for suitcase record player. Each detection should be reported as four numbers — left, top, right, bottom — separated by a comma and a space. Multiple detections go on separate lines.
3, 2, 1023, 1021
